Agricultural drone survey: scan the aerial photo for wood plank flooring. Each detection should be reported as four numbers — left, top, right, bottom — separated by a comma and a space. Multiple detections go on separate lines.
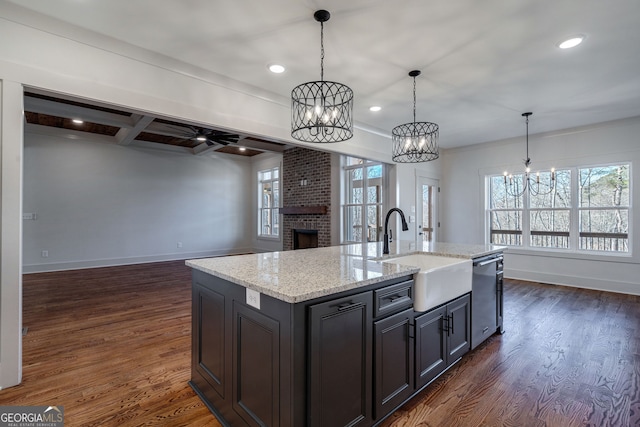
1, 262, 638, 426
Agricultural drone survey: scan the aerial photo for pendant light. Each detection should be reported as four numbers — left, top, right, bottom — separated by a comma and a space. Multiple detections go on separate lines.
291, 10, 354, 143
503, 112, 556, 197
392, 70, 439, 163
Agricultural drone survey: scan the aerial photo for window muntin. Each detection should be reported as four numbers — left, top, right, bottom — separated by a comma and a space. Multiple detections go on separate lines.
487, 164, 630, 254
258, 167, 280, 238
343, 157, 384, 243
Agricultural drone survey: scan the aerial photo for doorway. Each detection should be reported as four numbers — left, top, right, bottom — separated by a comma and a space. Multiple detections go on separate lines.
416, 176, 438, 243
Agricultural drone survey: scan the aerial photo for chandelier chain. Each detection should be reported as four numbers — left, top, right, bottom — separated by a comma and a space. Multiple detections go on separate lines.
320, 21, 324, 82
412, 75, 417, 126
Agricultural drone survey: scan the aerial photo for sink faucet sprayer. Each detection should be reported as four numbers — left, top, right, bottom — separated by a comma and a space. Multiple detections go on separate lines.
383, 208, 409, 254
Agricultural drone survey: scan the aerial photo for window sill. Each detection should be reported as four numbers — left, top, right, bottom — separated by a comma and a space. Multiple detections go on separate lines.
258, 235, 281, 242
504, 246, 636, 264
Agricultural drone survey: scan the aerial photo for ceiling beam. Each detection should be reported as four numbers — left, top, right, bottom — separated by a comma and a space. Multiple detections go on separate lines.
193, 142, 222, 156
143, 121, 193, 138
25, 123, 118, 145
116, 114, 155, 145
24, 96, 135, 129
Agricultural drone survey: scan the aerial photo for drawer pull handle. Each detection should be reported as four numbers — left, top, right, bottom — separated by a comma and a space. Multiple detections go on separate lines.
337, 301, 364, 311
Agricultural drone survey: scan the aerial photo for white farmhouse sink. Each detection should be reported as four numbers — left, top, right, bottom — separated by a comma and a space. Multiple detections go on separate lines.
383, 254, 472, 312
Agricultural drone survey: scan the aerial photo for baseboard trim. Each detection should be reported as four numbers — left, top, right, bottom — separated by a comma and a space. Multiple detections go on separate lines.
506, 268, 640, 296
22, 248, 254, 274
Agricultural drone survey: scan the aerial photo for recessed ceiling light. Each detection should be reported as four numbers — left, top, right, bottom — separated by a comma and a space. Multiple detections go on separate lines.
558, 35, 584, 49
369, 106, 382, 112
72, 119, 84, 124
238, 147, 246, 152
196, 135, 207, 142
269, 64, 285, 74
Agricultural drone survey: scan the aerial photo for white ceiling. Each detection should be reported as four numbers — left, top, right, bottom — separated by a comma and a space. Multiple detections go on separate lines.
8, 0, 640, 149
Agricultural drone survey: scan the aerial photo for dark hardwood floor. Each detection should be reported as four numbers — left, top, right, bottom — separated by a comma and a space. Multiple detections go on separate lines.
1, 261, 638, 426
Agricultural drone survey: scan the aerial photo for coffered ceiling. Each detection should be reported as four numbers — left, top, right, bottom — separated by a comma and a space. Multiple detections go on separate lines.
7, 0, 640, 149
23, 91, 288, 157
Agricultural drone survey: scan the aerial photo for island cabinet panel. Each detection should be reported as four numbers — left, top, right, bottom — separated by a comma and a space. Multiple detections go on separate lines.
195, 286, 226, 399
374, 307, 415, 418
415, 294, 471, 389
190, 270, 298, 427
447, 294, 471, 362
308, 292, 373, 427
415, 305, 447, 388
232, 302, 280, 426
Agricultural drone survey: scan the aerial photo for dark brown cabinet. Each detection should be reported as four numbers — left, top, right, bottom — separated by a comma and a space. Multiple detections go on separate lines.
415, 294, 470, 389
308, 292, 373, 427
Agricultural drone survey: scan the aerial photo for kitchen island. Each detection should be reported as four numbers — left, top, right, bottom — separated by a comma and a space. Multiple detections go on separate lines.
186, 241, 504, 427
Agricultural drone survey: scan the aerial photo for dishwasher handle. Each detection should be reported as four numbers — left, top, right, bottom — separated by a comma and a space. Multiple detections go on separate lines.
473, 255, 503, 267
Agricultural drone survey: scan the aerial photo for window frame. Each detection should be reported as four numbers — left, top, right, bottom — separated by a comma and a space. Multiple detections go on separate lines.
486, 162, 632, 257
257, 166, 280, 240
341, 156, 386, 244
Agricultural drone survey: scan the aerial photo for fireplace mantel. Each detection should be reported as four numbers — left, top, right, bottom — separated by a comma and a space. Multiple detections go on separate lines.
280, 206, 328, 215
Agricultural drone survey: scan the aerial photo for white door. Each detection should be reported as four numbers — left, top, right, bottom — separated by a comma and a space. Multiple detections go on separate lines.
416, 176, 438, 243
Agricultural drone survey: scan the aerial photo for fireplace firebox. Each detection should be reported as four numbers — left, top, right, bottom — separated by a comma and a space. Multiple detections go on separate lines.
293, 229, 318, 250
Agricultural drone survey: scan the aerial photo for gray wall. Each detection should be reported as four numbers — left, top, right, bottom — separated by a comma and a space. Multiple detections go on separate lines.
23, 129, 254, 272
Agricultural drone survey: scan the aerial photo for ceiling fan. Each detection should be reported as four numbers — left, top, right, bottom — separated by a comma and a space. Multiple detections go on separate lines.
171, 124, 240, 147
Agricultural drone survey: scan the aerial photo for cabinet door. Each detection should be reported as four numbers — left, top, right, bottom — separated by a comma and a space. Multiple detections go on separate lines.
232, 302, 280, 427
415, 306, 447, 389
374, 308, 414, 419
309, 292, 373, 427
447, 294, 471, 363
194, 285, 226, 399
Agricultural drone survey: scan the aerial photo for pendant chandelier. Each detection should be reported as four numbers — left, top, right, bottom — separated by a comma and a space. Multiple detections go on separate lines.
392, 70, 439, 163
291, 10, 353, 143
503, 112, 555, 197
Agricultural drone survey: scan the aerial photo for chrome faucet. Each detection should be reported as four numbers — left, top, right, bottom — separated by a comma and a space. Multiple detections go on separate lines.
383, 208, 409, 254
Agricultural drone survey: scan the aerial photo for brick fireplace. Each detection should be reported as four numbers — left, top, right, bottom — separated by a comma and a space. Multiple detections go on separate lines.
281, 147, 332, 251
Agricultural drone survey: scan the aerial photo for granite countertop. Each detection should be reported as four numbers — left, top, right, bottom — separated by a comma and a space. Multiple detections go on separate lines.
186, 241, 506, 304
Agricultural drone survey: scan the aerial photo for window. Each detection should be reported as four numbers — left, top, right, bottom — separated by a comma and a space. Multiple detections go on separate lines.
579, 165, 629, 251
487, 163, 630, 254
258, 167, 280, 238
343, 157, 385, 243
529, 170, 572, 248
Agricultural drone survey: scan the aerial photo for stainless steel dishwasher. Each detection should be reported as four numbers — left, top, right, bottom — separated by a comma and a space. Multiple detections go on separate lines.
471, 253, 504, 349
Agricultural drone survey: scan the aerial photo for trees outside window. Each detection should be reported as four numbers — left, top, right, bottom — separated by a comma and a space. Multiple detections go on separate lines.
579, 165, 629, 252
487, 164, 630, 254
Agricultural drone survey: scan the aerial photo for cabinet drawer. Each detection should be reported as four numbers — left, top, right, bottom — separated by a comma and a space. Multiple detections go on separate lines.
374, 279, 413, 317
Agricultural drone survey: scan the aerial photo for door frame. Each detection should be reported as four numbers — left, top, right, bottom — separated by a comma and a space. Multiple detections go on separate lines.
415, 173, 439, 243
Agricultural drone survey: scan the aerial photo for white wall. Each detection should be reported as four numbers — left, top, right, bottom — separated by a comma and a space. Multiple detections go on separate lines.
23, 129, 253, 273
251, 152, 283, 253
441, 116, 640, 295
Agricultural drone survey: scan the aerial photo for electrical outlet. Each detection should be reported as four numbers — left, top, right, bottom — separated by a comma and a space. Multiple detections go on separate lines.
177, 242, 183, 248
41, 250, 49, 258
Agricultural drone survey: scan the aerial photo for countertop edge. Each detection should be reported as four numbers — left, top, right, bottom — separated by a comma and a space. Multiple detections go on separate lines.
187, 260, 419, 303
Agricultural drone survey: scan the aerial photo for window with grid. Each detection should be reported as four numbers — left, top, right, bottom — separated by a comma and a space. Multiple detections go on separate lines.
343, 157, 385, 243
487, 163, 630, 254
579, 165, 629, 252
258, 167, 280, 238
